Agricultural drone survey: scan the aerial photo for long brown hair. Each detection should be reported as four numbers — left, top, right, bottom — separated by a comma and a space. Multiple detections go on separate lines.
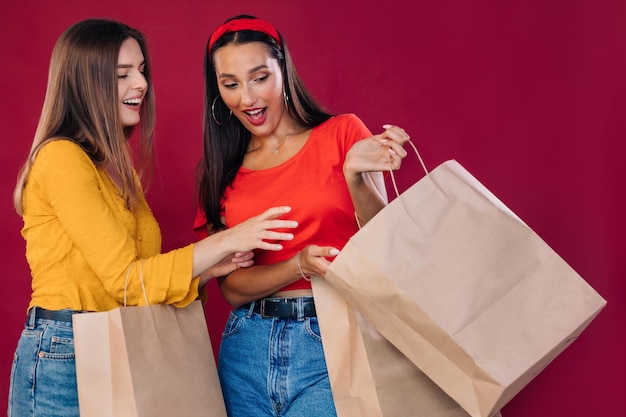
13, 18, 156, 214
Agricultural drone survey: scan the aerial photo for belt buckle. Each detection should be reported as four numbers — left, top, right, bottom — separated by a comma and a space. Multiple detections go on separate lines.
259, 298, 291, 318
259, 299, 269, 318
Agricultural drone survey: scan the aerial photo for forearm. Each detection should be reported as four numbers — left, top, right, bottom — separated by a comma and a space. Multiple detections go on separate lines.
345, 171, 388, 226
191, 232, 234, 278
341, 123, 409, 226
218, 258, 302, 307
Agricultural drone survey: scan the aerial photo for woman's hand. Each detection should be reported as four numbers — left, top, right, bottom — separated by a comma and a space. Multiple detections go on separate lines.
193, 206, 297, 278
344, 124, 410, 179
199, 251, 254, 286
296, 245, 341, 278
209, 251, 254, 277
342, 124, 410, 228
220, 206, 298, 253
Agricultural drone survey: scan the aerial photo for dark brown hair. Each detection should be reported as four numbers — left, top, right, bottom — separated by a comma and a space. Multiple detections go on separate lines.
197, 15, 332, 231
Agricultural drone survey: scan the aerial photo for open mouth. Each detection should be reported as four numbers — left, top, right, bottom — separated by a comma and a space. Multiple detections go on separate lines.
122, 98, 142, 107
243, 107, 268, 126
244, 108, 266, 119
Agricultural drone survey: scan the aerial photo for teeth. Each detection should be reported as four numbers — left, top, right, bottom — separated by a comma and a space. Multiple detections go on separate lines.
246, 109, 262, 115
123, 98, 141, 105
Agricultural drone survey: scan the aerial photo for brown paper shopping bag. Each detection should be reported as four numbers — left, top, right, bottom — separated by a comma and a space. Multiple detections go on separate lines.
73, 263, 226, 417
326, 153, 607, 417
312, 276, 501, 417
311, 276, 381, 417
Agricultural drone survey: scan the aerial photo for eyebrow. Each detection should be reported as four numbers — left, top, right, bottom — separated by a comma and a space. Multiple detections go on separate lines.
218, 64, 269, 79
117, 61, 146, 69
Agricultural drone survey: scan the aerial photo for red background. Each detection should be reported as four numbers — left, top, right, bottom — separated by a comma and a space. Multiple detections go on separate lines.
0, 1, 623, 415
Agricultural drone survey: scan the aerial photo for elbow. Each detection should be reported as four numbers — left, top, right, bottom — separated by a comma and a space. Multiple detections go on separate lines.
217, 278, 250, 309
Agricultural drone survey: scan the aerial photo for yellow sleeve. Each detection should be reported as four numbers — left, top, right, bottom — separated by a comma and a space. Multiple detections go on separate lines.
29, 140, 198, 306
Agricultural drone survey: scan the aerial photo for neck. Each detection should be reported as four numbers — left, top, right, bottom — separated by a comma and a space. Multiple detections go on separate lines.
248, 123, 307, 155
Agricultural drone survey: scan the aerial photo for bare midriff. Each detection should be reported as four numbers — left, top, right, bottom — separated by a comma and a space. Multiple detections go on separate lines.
270, 289, 313, 298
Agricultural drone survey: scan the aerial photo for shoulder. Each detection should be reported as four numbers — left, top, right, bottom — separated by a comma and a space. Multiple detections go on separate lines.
35, 139, 93, 168
30, 139, 97, 183
315, 114, 372, 145
37, 139, 88, 158
319, 113, 365, 130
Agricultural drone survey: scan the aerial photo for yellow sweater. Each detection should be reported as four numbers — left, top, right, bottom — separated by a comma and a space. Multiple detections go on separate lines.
21, 140, 199, 312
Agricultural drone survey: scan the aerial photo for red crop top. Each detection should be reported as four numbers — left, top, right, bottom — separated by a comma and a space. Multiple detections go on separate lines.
194, 114, 372, 291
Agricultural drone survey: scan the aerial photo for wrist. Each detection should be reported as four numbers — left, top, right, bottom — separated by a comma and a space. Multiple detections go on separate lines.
295, 251, 311, 281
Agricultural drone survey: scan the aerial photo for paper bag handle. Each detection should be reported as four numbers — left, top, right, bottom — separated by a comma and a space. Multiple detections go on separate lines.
355, 140, 427, 229
123, 260, 150, 306
388, 139, 428, 199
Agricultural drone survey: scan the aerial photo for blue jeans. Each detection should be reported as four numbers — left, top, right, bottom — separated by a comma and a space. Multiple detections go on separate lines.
8, 307, 79, 417
218, 305, 337, 417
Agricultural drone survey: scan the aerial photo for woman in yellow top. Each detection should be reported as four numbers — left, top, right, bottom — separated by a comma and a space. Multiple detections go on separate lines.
7, 18, 297, 417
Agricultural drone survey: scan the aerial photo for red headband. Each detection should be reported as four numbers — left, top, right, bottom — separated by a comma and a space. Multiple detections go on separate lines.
208, 18, 282, 53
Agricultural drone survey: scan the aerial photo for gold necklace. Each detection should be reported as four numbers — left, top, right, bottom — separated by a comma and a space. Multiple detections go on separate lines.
248, 129, 305, 156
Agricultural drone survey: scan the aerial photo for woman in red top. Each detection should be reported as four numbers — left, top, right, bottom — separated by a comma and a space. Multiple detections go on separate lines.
195, 15, 410, 416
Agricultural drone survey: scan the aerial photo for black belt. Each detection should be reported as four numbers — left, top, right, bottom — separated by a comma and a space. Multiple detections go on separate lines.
31, 307, 83, 323
245, 297, 316, 318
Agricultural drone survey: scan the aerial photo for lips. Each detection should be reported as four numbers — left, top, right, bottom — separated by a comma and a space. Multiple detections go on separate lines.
122, 97, 142, 111
243, 107, 267, 126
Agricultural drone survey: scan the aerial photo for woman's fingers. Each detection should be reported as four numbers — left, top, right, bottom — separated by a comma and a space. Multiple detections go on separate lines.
379, 124, 410, 160
381, 124, 411, 143
232, 251, 254, 262
259, 205, 291, 218
225, 206, 298, 252
299, 245, 341, 275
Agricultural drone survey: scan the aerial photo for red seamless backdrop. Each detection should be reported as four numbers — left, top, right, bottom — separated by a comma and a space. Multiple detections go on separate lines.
0, 1, 623, 415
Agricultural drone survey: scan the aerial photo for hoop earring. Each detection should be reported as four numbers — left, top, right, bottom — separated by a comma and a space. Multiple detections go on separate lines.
283, 89, 289, 108
211, 95, 232, 126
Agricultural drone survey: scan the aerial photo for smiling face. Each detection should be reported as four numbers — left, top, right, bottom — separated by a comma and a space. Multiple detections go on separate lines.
117, 37, 148, 127
213, 42, 286, 137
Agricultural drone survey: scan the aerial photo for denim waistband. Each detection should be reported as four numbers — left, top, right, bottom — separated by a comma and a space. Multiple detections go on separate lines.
27, 306, 85, 327
242, 297, 316, 319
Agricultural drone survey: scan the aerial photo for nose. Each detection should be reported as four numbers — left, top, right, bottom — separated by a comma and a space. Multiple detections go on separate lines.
134, 72, 148, 92
240, 84, 256, 107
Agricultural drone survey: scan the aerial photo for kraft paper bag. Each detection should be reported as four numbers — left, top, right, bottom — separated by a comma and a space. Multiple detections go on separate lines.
325, 158, 606, 417
312, 276, 502, 417
74, 268, 226, 417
